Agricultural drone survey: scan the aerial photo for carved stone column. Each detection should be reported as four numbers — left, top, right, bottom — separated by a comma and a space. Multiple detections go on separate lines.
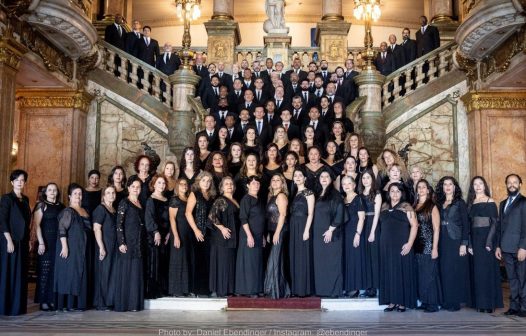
353, 70, 386, 158
103, 0, 125, 21
204, 0, 240, 70
0, 34, 27, 194
430, 0, 459, 43
168, 69, 201, 159
316, 0, 351, 71
93, 0, 128, 38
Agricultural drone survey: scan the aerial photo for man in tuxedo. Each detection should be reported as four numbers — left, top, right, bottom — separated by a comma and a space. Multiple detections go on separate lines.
193, 54, 208, 77
277, 109, 300, 140
252, 106, 272, 148
416, 16, 440, 57
496, 174, 526, 317
273, 86, 288, 114
242, 68, 255, 91
285, 72, 300, 101
306, 106, 329, 145
239, 89, 256, 117
298, 79, 316, 109
319, 60, 331, 87
291, 96, 309, 126
125, 19, 142, 56
104, 14, 126, 50
202, 75, 221, 110
196, 115, 219, 151
374, 41, 393, 76
253, 78, 270, 105
312, 76, 325, 100
264, 100, 281, 128
212, 98, 237, 127
401, 27, 417, 64
238, 109, 251, 135
216, 62, 232, 89
225, 114, 243, 143
286, 58, 308, 82
156, 43, 180, 75
228, 79, 244, 113
135, 26, 160, 67
388, 34, 406, 72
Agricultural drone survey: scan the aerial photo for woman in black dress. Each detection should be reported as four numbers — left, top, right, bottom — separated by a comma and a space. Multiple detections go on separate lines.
34, 182, 64, 311
330, 122, 347, 155
262, 143, 283, 197
435, 176, 471, 311
334, 155, 358, 193
264, 174, 291, 299
113, 176, 146, 312
217, 126, 230, 155
302, 126, 315, 155
234, 153, 261, 203
358, 169, 382, 298
332, 101, 354, 135
185, 171, 216, 297
303, 146, 327, 196
163, 161, 179, 199
108, 165, 127, 210
379, 183, 418, 312
243, 126, 261, 157
236, 176, 266, 296
205, 151, 229, 191
467, 176, 503, 313
322, 140, 344, 176
195, 134, 211, 171
381, 164, 410, 201
344, 133, 362, 160
312, 170, 344, 297
145, 174, 170, 299
129, 155, 153, 207
168, 178, 193, 297
227, 143, 243, 178
341, 176, 366, 297
414, 179, 442, 313
357, 147, 379, 181
289, 167, 315, 297
208, 176, 239, 297
406, 166, 424, 206
273, 126, 290, 159
54, 183, 91, 312
0, 170, 31, 316
289, 138, 306, 165
377, 149, 408, 191
282, 151, 299, 198
92, 186, 117, 311
179, 147, 200, 187
82, 169, 102, 216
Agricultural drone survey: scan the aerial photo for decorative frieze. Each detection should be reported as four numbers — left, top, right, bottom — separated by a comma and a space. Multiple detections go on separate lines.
17, 90, 93, 112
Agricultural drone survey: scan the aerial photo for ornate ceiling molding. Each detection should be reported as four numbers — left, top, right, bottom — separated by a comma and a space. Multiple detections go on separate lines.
461, 91, 526, 112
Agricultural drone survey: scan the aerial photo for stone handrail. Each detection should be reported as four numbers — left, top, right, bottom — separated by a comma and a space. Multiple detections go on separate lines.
382, 41, 457, 108
97, 40, 173, 108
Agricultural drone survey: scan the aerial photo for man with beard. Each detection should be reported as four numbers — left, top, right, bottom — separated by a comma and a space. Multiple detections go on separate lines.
319, 60, 331, 87
496, 174, 526, 317
401, 27, 417, 64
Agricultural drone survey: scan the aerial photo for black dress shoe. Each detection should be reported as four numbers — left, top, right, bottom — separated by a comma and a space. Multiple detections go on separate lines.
447, 307, 460, 312
517, 311, 526, 317
486, 309, 494, 313
424, 307, 439, 313
504, 309, 518, 316
384, 305, 397, 312
350, 291, 359, 298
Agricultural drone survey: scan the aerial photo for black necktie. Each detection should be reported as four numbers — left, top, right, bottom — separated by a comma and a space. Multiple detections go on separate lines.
277, 100, 281, 108
303, 92, 307, 100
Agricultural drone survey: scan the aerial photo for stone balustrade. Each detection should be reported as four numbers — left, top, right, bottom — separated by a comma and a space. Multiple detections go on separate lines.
382, 42, 457, 108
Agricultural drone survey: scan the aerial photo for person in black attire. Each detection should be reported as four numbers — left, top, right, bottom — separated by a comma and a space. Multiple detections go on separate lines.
156, 43, 180, 75
401, 27, 417, 64
216, 62, 232, 89
113, 177, 145, 312
54, 183, 91, 312
374, 41, 393, 76
92, 186, 117, 311
129, 155, 153, 207
225, 115, 243, 144
236, 176, 266, 296
82, 169, 102, 216
0, 170, 31, 316
125, 19, 142, 56
33, 182, 64, 311
134, 26, 160, 67
379, 183, 418, 312
108, 165, 128, 209
467, 176, 503, 313
435, 176, 471, 311
306, 106, 329, 146
416, 16, 440, 57
312, 170, 344, 297
388, 34, 406, 72
496, 174, 526, 317
286, 58, 308, 82
196, 115, 219, 152
104, 14, 126, 50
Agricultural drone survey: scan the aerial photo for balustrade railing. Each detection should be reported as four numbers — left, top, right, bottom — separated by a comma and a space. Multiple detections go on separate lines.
381, 42, 457, 108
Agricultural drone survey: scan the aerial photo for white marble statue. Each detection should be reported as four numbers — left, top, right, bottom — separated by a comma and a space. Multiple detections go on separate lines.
264, 0, 289, 34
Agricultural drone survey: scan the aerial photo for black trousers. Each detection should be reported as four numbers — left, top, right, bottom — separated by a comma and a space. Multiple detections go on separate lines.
503, 252, 526, 311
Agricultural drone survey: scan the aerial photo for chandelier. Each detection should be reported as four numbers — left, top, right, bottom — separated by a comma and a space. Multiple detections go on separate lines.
353, 0, 382, 21
175, 0, 201, 21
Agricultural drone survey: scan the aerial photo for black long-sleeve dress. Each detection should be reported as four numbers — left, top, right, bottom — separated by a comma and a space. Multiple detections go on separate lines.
312, 189, 344, 297
113, 198, 145, 312
191, 190, 214, 296
343, 195, 367, 293
208, 196, 239, 297
0, 192, 31, 316
34, 201, 64, 308
289, 189, 314, 297
92, 204, 117, 309
54, 208, 91, 311
469, 202, 503, 310
129, 174, 153, 208
361, 192, 380, 292
168, 196, 193, 296
439, 199, 471, 310
144, 197, 170, 299
81, 189, 101, 307
264, 194, 291, 299
236, 194, 265, 295
378, 203, 417, 308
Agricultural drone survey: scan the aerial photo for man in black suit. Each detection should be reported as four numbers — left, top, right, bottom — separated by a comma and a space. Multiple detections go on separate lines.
225, 114, 243, 143
196, 115, 219, 151
318, 59, 332, 87
374, 41, 393, 76
277, 109, 301, 140
202, 75, 221, 110
134, 26, 160, 67
401, 27, 417, 64
241, 68, 255, 91
125, 19, 142, 56
156, 43, 180, 75
192, 54, 208, 77
252, 105, 272, 148
216, 62, 232, 89
262, 58, 274, 78
238, 90, 256, 117
272, 86, 289, 114
104, 14, 126, 50
306, 106, 329, 145
290, 95, 309, 126
388, 34, 406, 72
212, 97, 237, 127
285, 72, 300, 101
312, 76, 325, 100
285, 58, 308, 82
238, 109, 251, 135
252, 60, 268, 83
416, 16, 440, 57
298, 79, 317, 109
496, 174, 526, 317
264, 100, 281, 128
253, 78, 270, 105
228, 79, 244, 113
343, 59, 359, 81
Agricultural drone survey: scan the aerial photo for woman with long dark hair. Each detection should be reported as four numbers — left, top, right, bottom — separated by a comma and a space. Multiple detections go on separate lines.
262, 144, 283, 197
334, 155, 359, 193
217, 126, 230, 155
322, 140, 344, 176
108, 165, 127, 209
195, 134, 211, 171
234, 153, 261, 202
303, 146, 327, 196
163, 161, 179, 199
302, 125, 316, 154
467, 176, 503, 313
330, 121, 347, 155
227, 143, 243, 178
242, 126, 261, 157
332, 101, 354, 135
282, 151, 299, 197
435, 176, 471, 311
414, 179, 441, 313
344, 133, 362, 159
205, 151, 229, 191
356, 147, 378, 182
179, 147, 200, 187
129, 155, 153, 207
33, 182, 64, 311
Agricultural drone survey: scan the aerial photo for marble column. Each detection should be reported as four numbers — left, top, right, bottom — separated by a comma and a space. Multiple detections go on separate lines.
0, 34, 27, 194
429, 0, 459, 43
212, 0, 234, 21
204, 0, 240, 70
316, 0, 350, 71
168, 69, 201, 159
103, 0, 125, 20
353, 70, 386, 158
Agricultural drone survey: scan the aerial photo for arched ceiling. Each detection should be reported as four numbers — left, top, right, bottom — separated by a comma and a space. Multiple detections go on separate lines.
133, 0, 424, 28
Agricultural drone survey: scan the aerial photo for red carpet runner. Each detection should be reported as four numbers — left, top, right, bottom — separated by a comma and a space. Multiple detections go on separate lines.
227, 297, 321, 310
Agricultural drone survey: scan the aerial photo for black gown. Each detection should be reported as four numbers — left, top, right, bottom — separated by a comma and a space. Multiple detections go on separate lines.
113, 198, 145, 312
303, 164, 329, 196
129, 174, 153, 208
144, 197, 170, 298
35, 201, 64, 308
312, 189, 344, 297
114, 189, 127, 210
82, 189, 102, 216
361, 193, 380, 291
0, 192, 31, 316
378, 203, 417, 308
92, 204, 117, 309
264, 194, 291, 299
289, 189, 314, 297
343, 195, 367, 292
236, 194, 265, 295
261, 167, 282, 199
179, 170, 198, 187
228, 161, 242, 178
208, 196, 239, 297
192, 190, 214, 296
469, 202, 503, 310
81, 189, 100, 307
168, 196, 193, 296
54, 208, 91, 311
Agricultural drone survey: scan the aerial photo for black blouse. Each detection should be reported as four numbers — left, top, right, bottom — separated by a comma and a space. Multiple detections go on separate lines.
116, 198, 145, 258
239, 194, 266, 247
208, 196, 239, 248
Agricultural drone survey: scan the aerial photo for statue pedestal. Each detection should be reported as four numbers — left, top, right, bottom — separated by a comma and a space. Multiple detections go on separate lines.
264, 34, 292, 68
204, 19, 241, 72
315, 20, 351, 71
